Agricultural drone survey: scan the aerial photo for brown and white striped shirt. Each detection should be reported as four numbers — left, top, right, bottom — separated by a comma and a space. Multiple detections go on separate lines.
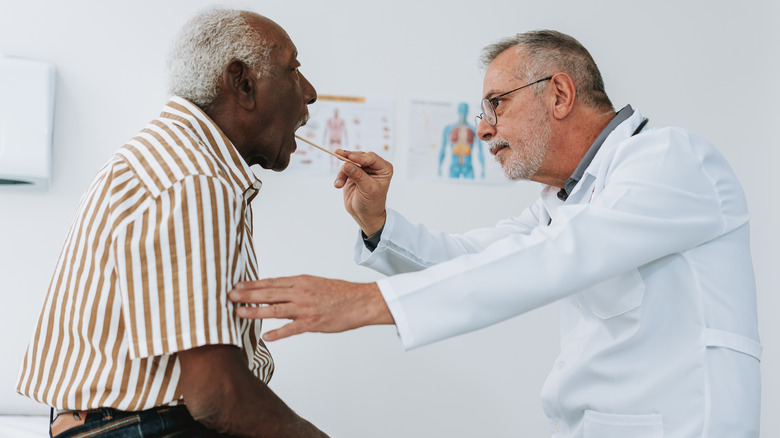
16, 97, 273, 411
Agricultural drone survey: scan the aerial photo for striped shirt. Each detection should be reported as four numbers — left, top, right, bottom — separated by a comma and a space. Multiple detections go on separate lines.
16, 97, 274, 411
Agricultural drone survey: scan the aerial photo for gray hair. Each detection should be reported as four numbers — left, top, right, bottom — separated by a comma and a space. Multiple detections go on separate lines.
480, 30, 614, 111
166, 8, 272, 112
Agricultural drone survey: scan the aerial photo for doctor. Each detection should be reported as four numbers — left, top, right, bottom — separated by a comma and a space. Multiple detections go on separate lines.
229, 30, 761, 437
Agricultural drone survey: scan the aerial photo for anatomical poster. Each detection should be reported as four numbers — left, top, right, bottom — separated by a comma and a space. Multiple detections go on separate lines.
289, 95, 394, 176
406, 100, 508, 184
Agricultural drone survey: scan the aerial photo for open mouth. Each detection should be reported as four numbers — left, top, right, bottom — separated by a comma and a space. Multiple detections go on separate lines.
291, 115, 311, 153
295, 113, 310, 130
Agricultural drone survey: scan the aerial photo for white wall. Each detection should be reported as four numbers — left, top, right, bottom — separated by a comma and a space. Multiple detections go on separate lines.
1, 0, 777, 436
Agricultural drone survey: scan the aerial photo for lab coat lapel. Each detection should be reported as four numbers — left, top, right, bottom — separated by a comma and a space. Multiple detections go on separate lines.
565, 110, 647, 206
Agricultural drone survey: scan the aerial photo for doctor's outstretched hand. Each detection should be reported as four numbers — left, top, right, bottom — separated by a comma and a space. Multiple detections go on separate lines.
333, 150, 393, 237
228, 276, 394, 341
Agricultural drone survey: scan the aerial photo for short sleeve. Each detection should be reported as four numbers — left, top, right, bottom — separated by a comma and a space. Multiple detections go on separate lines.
113, 175, 245, 359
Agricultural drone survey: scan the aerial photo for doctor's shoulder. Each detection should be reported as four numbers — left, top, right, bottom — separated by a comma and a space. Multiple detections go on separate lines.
610, 127, 738, 177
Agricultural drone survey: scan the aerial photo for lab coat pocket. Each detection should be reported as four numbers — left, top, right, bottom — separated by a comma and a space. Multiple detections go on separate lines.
580, 270, 645, 319
583, 410, 663, 438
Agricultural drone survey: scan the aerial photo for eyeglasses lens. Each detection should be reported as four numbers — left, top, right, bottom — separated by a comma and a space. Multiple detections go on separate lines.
480, 99, 496, 126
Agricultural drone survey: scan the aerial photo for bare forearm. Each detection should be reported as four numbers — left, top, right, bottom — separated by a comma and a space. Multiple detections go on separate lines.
179, 345, 329, 438
200, 379, 325, 438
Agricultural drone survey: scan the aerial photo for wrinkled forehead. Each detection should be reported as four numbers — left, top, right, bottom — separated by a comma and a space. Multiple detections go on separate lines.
482, 49, 524, 96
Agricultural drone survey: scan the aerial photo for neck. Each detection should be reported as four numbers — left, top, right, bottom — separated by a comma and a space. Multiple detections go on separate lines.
536, 106, 615, 188
207, 102, 252, 164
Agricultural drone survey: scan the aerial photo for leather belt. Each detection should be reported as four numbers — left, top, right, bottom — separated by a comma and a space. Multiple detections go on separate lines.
51, 410, 97, 437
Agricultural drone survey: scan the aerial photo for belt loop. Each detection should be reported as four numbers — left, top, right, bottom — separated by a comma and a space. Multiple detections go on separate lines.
703, 328, 763, 361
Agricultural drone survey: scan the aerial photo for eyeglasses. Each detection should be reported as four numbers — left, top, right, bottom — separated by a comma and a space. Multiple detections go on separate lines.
476, 76, 553, 126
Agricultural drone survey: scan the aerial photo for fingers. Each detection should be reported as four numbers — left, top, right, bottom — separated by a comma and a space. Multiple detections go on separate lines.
333, 151, 393, 192
229, 288, 289, 305
230, 276, 307, 304
232, 300, 307, 342
262, 322, 306, 342
230, 277, 392, 342
334, 160, 385, 191
334, 150, 393, 175
334, 170, 347, 188
234, 276, 294, 290
234, 302, 295, 320
334, 149, 372, 166
334, 161, 359, 188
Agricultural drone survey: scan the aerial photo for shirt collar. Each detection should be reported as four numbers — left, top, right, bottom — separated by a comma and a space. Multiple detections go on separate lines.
557, 104, 635, 201
159, 96, 262, 202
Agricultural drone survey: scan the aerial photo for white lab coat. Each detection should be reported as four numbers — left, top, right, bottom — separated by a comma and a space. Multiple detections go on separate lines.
354, 110, 761, 437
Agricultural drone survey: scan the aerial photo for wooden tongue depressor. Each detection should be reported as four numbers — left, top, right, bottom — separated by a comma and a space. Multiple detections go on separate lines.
295, 135, 362, 167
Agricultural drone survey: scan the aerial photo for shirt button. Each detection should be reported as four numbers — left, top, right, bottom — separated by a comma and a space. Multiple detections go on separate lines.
576, 303, 584, 313
557, 361, 566, 370
554, 422, 562, 432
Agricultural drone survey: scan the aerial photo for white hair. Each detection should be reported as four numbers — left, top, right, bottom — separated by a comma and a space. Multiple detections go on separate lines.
480, 30, 614, 112
166, 7, 272, 112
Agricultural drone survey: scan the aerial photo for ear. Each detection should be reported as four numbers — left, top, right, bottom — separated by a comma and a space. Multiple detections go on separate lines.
548, 73, 576, 121
222, 60, 256, 111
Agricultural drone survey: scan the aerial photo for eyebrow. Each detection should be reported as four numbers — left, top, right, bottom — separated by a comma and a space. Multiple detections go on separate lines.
483, 89, 506, 100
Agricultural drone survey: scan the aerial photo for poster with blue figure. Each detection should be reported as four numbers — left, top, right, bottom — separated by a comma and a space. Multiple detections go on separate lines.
439, 102, 484, 179
407, 100, 508, 184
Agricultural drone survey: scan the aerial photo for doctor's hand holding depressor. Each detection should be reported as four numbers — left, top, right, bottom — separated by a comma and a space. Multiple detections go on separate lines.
333, 149, 393, 237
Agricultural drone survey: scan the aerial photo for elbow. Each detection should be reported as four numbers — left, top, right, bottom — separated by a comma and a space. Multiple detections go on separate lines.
185, 396, 234, 434
178, 344, 246, 434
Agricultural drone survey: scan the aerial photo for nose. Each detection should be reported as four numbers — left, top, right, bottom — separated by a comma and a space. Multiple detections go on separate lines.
300, 72, 317, 105
476, 116, 494, 141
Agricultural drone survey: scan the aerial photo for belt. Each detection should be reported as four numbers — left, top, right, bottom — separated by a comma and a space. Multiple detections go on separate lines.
50, 405, 188, 437
51, 410, 93, 437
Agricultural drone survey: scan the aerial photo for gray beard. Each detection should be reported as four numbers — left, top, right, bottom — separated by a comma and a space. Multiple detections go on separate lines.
490, 106, 551, 181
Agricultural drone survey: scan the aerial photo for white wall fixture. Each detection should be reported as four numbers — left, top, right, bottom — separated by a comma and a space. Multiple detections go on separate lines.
0, 56, 56, 190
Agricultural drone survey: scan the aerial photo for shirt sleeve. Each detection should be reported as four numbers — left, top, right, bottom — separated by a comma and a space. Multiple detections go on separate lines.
362, 226, 384, 252
354, 205, 544, 277
113, 175, 245, 359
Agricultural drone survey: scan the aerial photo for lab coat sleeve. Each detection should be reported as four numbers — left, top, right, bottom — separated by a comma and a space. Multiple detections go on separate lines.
354, 203, 545, 276
377, 127, 749, 350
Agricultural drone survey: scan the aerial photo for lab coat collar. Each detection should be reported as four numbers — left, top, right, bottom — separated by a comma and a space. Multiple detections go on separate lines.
558, 105, 636, 201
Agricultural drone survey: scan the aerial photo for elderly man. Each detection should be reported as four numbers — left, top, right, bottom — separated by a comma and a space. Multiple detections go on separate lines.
16, 8, 328, 438
230, 30, 761, 437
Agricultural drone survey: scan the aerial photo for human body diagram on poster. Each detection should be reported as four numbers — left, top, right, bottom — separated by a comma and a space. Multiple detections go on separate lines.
289, 95, 394, 176
407, 100, 507, 184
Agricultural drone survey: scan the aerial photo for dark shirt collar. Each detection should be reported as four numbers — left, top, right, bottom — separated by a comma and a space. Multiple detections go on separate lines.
557, 105, 635, 201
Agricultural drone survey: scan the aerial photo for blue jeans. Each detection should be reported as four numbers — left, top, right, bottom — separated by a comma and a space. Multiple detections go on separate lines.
50, 405, 232, 437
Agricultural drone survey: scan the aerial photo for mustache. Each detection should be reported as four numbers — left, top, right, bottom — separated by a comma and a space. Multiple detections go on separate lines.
488, 138, 511, 154
295, 114, 310, 131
